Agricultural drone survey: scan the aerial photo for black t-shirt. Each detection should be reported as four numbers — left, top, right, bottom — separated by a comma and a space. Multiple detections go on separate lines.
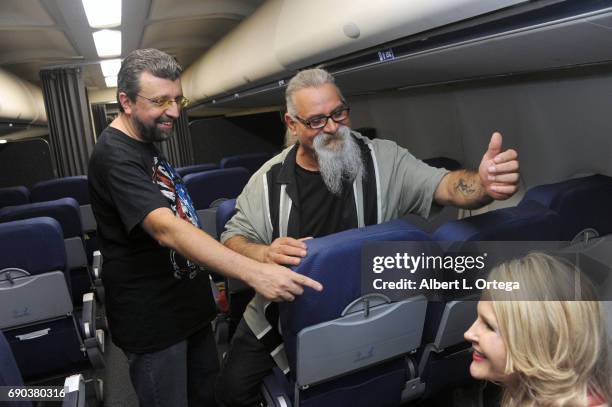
88, 127, 215, 353
295, 164, 357, 237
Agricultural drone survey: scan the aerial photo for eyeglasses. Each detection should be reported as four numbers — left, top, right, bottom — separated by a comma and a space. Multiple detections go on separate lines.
294, 106, 350, 129
137, 94, 190, 109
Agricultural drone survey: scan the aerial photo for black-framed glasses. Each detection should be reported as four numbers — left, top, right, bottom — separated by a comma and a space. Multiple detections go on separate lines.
294, 106, 350, 129
137, 94, 190, 109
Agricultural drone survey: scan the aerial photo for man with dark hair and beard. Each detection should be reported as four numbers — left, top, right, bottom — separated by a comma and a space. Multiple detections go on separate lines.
88, 49, 322, 407
215, 68, 520, 406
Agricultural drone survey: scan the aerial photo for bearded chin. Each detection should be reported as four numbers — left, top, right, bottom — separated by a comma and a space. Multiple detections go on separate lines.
313, 126, 364, 195
134, 117, 173, 142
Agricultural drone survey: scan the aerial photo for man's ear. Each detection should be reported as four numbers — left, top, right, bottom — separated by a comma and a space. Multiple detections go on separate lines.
118, 92, 133, 114
284, 112, 297, 136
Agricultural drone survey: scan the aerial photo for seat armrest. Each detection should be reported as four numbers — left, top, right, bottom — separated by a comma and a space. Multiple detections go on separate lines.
62, 374, 85, 407
92, 251, 102, 279
261, 368, 293, 407
81, 292, 96, 338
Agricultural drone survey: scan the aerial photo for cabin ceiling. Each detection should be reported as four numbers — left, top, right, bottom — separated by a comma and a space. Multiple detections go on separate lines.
0, 0, 263, 90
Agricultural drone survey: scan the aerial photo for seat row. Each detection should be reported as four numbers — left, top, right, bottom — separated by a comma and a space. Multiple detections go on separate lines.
175, 151, 272, 178
0, 216, 105, 404
212, 173, 612, 406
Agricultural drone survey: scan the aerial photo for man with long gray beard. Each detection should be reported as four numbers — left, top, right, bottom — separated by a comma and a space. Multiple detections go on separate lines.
88, 49, 322, 407
215, 68, 520, 406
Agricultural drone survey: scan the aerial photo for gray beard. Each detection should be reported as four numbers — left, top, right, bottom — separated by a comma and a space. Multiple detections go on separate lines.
313, 126, 364, 195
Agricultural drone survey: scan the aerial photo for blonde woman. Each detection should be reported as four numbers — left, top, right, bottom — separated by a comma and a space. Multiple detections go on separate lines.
464, 252, 611, 406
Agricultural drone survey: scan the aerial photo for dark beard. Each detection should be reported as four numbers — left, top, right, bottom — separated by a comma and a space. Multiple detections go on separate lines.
134, 116, 174, 142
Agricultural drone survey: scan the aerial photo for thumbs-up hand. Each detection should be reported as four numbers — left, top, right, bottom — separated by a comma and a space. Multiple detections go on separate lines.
478, 132, 519, 201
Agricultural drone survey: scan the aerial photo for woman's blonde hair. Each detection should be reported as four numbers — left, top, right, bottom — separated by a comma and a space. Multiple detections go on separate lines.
483, 252, 611, 406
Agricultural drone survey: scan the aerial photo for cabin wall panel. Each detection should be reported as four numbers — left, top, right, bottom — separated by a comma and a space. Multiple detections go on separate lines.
348, 72, 612, 190
189, 112, 283, 165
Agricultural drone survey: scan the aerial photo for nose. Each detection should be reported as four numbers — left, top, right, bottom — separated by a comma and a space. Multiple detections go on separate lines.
464, 321, 478, 343
322, 116, 340, 134
165, 101, 180, 119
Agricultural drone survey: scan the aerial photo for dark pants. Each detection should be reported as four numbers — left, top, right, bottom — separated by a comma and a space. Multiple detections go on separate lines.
215, 318, 276, 407
125, 325, 220, 407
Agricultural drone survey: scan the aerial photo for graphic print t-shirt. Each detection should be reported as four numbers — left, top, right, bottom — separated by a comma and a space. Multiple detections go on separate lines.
88, 127, 215, 353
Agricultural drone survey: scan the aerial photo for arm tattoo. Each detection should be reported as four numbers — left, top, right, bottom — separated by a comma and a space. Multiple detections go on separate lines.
455, 178, 476, 196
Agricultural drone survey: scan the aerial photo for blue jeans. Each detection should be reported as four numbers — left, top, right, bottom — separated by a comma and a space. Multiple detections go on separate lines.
125, 325, 219, 407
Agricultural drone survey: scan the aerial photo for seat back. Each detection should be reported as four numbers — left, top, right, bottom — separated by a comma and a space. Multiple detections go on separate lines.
420, 201, 563, 399
184, 168, 250, 210
520, 174, 612, 240
30, 176, 96, 233
0, 217, 90, 381
0, 197, 82, 239
0, 217, 66, 277
0, 331, 31, 407
0, 186, 30, 209
175, 163, 218, 178
219, 152, 270, 175
30, 176, 89, 205
278, 220, 431, 406
432, 200, 562, 242
403, 157, 461, 233
0, 198, 87, 270
215, 198, 237, 240
422, 157, 461, 171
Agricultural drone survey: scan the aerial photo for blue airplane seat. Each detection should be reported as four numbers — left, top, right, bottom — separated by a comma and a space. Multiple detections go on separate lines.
519, 174, 612, 240
0, 186, 30, 209
0, 217, 67, 280
263, 219, 431, 407
423, 157, 461, 171
30, 175, 97, 259
419, 200, 563, 400
0, 329, 31, 407
220, 152, 271, 175
31, 176, 90, 205
431, 200, 562, 242
0, 197, 82, 238
214, 198, 252, 340
175, 163, 218, 178
0, 218, 104, 382
402, 157, 462, 234
215, 198, 237, 240
184, 167, 250, 211
0, 198, 94, 304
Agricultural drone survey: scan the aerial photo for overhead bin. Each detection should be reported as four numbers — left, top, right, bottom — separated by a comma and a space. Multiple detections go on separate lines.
0, 68, 47, 124
182, 0, 528, 104
185, 0, 612, 110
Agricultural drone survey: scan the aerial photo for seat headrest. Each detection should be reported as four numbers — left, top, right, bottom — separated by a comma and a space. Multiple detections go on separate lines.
279, 219, 431, 372
0, 186, 30, 209
175, 163, 218, 178
0, 197, 82, 238
432, 200, 562, 241
215, 198, 236, 239
423, 157, 461, 171
520, 174, 612, 239
31, 176, 89, 205
184, 168, 250, 210
0, 217, 66, 275
220, 153, 271, 174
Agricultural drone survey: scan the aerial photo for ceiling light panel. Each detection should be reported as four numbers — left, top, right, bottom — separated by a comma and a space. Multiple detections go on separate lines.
93, 30, 121, 57
82, 0, 122, 28
100, 58, 122, 77
105, 76, 118, 88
